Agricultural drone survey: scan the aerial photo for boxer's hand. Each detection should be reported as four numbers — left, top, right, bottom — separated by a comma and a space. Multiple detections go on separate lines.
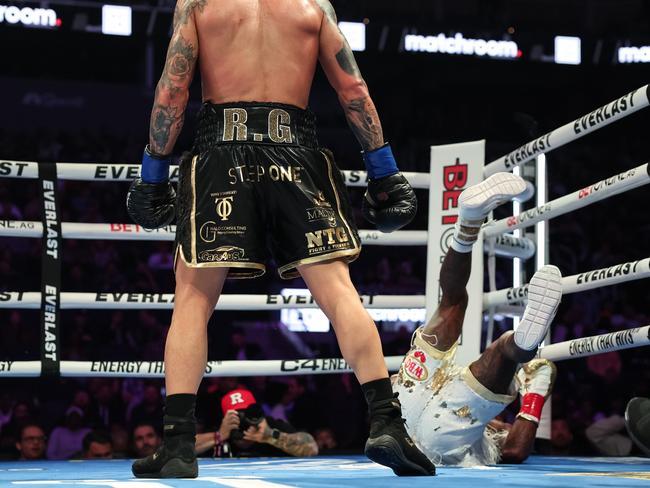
362, 173, 417, 233
127, 179, 176, 229
126, 146, 176, 229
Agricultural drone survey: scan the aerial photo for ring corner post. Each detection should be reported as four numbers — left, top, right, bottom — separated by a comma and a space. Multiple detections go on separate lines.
426, 140, 485, 367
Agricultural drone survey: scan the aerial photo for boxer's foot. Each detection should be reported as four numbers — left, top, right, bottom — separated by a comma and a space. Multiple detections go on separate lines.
459, 172, 528, 220
452, 172, 528, 252
515, 265, 562, 351
132, 416, 197, 478
365, 395, 436, 476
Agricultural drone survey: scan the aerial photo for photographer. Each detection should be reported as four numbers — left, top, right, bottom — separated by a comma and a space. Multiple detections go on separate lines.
195, 389, 318, 458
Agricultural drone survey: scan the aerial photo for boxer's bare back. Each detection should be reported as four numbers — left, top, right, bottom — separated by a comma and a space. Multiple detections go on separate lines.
150, 0, 382, 157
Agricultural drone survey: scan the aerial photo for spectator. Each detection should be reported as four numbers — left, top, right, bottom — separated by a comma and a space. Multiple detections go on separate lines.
15, 424, 47, 461
195, 389, 318, 458
585, 415, 633, 456
549, 419, 574, 456
132, 423, 161, 458
130, 384, 163, 429
82, 431, 113, 459
91, 381, 125, 429
46, 406, 91, 460
110, 424, 130, 459
314, 428, 338, 454
0, 394, 13, 434
0, 401, 36, 458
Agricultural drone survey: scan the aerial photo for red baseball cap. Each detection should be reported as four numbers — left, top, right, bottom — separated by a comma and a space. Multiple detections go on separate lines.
221, 388, 257, 415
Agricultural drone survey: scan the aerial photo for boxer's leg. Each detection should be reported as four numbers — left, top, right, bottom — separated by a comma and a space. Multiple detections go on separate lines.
420, 248, 471, 351
165, 261, 228, 394
299, 259, 386, 384
422, 172, 528, 351
299, 259, 436, 476
133, 261, 227, 479
469, 266, 562, 394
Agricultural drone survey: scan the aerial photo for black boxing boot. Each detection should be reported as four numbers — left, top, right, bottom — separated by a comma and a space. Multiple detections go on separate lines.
362, 379, 436, 476
132, 394, 198, 478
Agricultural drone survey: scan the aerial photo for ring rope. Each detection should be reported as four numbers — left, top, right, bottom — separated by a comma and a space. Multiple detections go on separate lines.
0, 292, 426, 310
483, 162, 650, 237
539, 325, 650, 361
0, 357, 405, 378
1, 324, 648, 378
0, 161, 432, 189
483, 85, 650, 176
0, 221, 426, 245
483, 257, 650, 309
0, 220, 536, 260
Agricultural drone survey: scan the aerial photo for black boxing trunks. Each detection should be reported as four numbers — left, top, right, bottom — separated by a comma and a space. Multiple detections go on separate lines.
175, 102, 361, 279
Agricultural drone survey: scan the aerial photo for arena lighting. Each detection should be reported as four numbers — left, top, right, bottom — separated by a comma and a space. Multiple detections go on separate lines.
618, 45, 650, 63
280, 288, 425, 332
338, 21, 365, 52
101, 4, 131, 36
0, 4, 59, 28
404, 32, 519, 58
554, 36, 581, 65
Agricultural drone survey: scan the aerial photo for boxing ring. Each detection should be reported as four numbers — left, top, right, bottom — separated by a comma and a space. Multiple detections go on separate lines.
1, 456, 649, 487
1, 85, 650, 485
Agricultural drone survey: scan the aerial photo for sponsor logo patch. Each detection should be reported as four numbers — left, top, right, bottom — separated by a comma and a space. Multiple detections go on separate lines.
199, 246, 246, 262
403, 350, 428, 381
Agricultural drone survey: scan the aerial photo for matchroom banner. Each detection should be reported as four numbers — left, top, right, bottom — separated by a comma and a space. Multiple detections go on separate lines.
426, 141, 485, 366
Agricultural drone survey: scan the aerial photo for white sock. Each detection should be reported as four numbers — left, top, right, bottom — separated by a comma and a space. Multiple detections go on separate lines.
450, 216, 484, 253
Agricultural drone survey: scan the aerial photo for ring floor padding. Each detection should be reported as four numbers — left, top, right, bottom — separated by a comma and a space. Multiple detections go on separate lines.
1, 456, 649, 487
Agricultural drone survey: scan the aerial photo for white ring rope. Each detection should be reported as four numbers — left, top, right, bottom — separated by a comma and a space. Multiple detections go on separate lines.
0, 161, 432, 189
1, 324, 647, 377
0, 220, 535, 260
539, 325, 650, 362
1, 87, 647, 377
0, 357, 405, 378
0, 221, 425, 245
5, 253, 647, 313
483, 163, 650, 237
0, 292, 426, 310
483, 85, 650, 176
483, 257, 650, 309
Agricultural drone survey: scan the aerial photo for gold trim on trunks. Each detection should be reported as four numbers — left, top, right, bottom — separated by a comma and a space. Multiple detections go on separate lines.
320, 150, 360, 251
190, 155, 198, 263
278, 248, 360, 279
462, 366, 516, 405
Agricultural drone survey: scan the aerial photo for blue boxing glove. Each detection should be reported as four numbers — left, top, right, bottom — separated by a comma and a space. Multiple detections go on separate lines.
126, 146, 176, 229
361, 143, 417, 233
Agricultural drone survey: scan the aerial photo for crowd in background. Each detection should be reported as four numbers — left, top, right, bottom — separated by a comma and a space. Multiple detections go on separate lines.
1, 84, 649, 460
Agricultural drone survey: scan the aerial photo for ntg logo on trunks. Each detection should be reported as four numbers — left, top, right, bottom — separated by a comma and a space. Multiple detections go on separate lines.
223, 107, 293, 144
305, 227, 350, 255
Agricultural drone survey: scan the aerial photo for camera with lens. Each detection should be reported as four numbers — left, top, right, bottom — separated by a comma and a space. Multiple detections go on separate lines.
229, 404, 264, 441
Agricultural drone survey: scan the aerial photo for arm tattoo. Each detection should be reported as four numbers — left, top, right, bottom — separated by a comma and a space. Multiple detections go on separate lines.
150, 103, 184, 154
315, 0, 382, 150
344, 96, 384, 151
149, 1, 202, 155
315, 0, 362, 78
266, 426, 318, 457
335, 48, 361, 77
173, 0, 207, 26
